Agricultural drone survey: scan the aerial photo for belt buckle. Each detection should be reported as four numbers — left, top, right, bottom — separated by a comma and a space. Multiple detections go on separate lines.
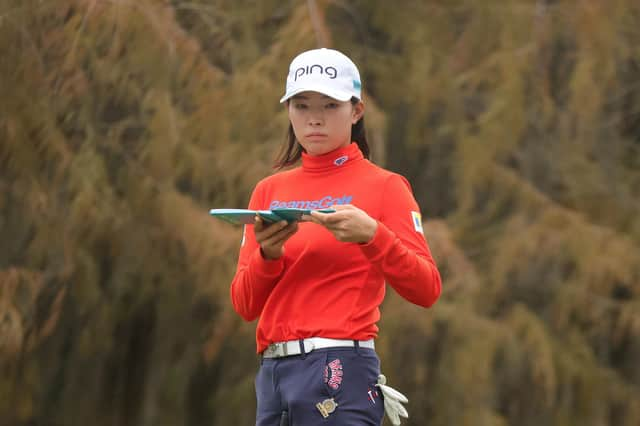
266, 342, 288, 358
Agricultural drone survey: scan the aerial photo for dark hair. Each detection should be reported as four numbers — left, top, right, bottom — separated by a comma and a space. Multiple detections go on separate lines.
273, 97, 370, 170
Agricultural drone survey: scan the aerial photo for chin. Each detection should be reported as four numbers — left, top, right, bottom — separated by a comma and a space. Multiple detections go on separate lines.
303, 141, 346, 156
301, 143, 330, 156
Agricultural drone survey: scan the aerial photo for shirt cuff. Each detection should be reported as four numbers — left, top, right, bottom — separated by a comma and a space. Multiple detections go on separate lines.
359, 221, 396, 262
249, 247, 285, 279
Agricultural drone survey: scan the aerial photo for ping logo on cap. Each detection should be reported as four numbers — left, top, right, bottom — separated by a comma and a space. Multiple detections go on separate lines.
280, 48, 361, 103
294, 64, 337, 81
411, 211, 424, 234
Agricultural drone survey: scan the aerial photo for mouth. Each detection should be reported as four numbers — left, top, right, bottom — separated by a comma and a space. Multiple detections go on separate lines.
306, 133, 328, 138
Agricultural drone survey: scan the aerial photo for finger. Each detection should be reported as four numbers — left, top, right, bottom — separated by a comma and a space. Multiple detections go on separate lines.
261, 222, 298, 246
305, 216, 322, 225
262, 230, 295, 251
385, 402, 401, 426
254, 215, 280, 232
254, 215, 264, 231
255, 220, 288, 240
398, 404, 409, 418
303, 214, 324, 225
309, 210, 331, 222
379, 384, 409, 403
281, 222, 300, 239
311, 210, 348, 225
272, 222, 298, 239
330, 204, 353, 211
266, 229, 297, 248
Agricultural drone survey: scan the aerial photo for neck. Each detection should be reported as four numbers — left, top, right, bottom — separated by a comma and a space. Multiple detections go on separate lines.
301, 143, 364, 173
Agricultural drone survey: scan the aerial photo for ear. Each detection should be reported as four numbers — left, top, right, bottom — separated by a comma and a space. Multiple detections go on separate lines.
352, 100, 365, 124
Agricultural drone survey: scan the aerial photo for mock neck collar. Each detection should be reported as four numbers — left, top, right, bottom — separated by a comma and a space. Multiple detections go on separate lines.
301, 143, 364, 173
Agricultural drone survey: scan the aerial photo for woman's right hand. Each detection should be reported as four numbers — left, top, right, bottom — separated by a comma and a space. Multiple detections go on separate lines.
254, 216, 299, 260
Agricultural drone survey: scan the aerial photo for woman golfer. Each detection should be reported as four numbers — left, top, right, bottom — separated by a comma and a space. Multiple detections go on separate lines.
229, 48, 442, 425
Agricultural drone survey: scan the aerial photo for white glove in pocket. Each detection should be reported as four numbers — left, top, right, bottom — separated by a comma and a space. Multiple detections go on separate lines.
376, 374, 409, 425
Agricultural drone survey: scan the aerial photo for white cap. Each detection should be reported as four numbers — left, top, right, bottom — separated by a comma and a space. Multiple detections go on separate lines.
280, 48, 362, 103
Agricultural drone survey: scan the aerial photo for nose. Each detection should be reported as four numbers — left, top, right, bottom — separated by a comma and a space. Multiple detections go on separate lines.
307, 107, 324, 126
308, 116, 323, 126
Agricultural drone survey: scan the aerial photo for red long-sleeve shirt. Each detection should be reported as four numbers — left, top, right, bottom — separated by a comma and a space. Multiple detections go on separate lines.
230, 143, 441, 353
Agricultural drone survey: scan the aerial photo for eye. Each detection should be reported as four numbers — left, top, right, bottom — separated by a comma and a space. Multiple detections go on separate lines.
294, 103, 308, 110
325, 103, 339, 109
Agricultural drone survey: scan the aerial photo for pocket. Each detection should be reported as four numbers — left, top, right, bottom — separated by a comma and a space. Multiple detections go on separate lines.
320, 349, 385, 423
321, 349, 380, 396
360, 351, 384, 409
322, 351, 345, 397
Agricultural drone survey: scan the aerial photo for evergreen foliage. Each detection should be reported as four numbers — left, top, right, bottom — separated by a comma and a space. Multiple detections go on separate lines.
1, 1, 638, 425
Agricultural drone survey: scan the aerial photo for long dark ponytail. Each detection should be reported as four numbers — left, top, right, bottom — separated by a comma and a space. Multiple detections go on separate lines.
274, 97, 370, 170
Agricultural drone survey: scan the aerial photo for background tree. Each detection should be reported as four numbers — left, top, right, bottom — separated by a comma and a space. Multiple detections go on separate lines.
1, 0, 639, 425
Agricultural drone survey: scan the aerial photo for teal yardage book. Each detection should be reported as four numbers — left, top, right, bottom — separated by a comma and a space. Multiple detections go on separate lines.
209, 208, 336, 225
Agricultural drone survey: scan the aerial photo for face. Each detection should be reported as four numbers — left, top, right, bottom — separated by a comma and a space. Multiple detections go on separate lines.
287, 91, 364, 156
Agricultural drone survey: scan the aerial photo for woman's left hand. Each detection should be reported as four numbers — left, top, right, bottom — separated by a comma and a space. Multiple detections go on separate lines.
303, 204, 378, 244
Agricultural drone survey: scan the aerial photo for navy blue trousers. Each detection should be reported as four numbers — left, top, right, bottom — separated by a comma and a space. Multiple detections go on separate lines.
255, 346, 385, 425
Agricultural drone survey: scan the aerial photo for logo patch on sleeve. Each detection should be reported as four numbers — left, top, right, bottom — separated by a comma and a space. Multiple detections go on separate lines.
411, 211, 424, 234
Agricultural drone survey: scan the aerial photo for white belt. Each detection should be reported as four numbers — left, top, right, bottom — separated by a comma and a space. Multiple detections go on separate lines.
262, 337, 375, 359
